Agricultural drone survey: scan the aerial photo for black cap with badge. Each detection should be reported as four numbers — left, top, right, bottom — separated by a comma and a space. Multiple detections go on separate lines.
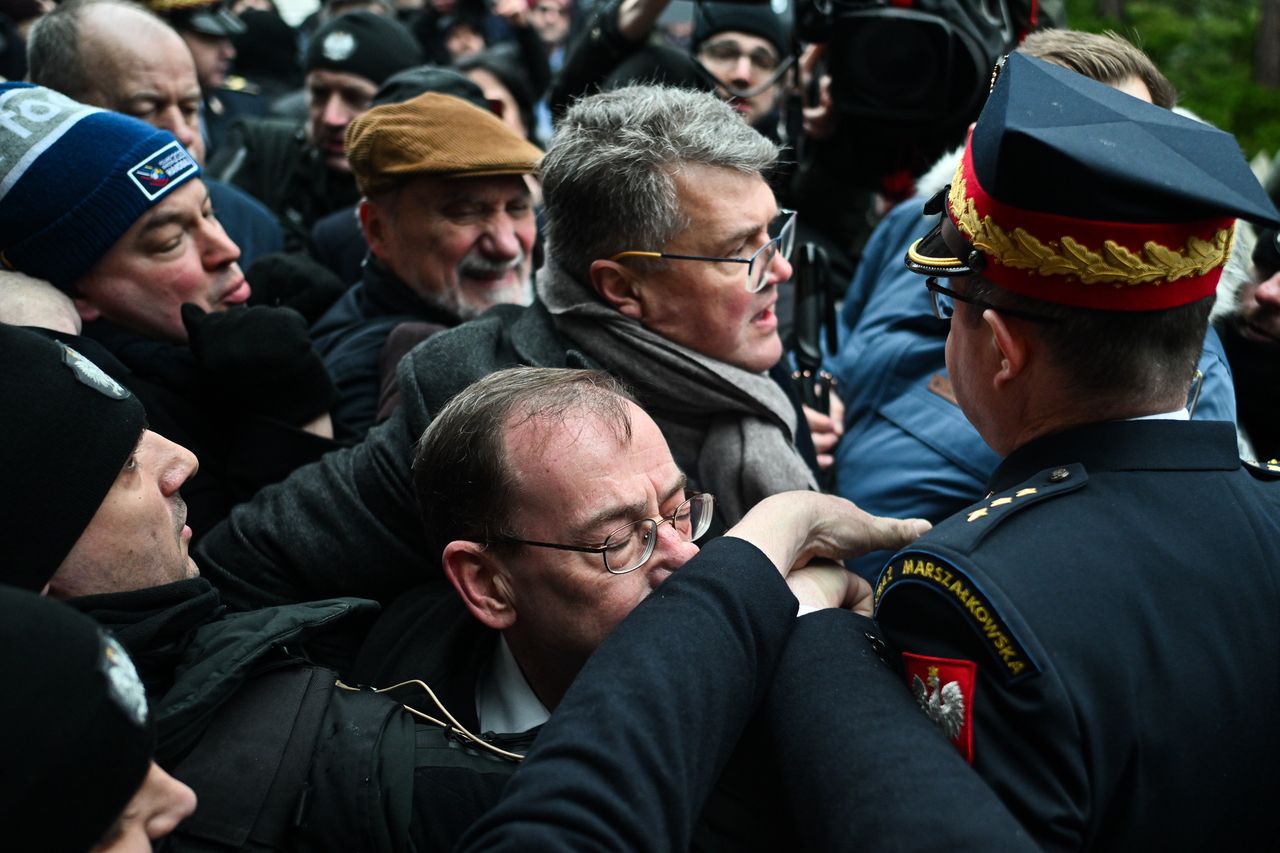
0, 584, 156, 852
147, 0, 246, 36
0, 324, 146, 591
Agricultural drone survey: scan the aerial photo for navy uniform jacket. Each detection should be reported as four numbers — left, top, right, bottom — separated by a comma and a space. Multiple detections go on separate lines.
459, 537, 1034, 852
874, 419, 1280, 849
827, 196, 1239, 578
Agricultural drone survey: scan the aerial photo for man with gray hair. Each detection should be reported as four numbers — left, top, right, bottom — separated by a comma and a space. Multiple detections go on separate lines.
197, 85, 819, 618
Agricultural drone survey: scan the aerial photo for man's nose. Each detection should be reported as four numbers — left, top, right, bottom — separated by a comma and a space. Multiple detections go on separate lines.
767, 248, 793, 286
160, 108, 198, 152
651, 520, 700, 571
481, 217, 523, 260
200, 214, 242, 270
149, 431, 200, 497
1256, 270, 1280, 307
322, 94, 349, 127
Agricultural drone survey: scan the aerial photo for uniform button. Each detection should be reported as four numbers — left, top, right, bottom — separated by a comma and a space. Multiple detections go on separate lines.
1048, 467, 1071, 483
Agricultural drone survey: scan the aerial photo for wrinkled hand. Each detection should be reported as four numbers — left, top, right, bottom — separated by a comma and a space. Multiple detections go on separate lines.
182, 303, 337, 426
787, 559, 875, 616
727, 491, 930, 576
803, 395, 844, 470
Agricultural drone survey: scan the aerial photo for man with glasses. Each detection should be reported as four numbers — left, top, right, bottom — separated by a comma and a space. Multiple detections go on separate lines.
196, 85, 820, 611
347, 365, 926, 845
872, 53, 1280, 847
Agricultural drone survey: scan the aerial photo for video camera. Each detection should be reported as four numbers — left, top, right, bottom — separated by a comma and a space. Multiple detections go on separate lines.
792, 0, 1035, 185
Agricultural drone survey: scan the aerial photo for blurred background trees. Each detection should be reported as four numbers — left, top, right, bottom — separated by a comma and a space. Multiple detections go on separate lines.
1066, 0, 1280, 160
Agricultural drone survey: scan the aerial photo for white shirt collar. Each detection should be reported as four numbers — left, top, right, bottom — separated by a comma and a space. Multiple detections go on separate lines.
475, 634, 550, 734
1130, 409, 1191, 422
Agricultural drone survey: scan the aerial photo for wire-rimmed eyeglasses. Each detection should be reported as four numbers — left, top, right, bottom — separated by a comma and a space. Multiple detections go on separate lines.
926, 277, 1060, 324
496, 493, 715, 575
610, 209, 796, 293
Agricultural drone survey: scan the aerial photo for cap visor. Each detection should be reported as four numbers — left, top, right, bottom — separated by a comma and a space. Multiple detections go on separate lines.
905, 220, 973, 277
188, 9, 246, 36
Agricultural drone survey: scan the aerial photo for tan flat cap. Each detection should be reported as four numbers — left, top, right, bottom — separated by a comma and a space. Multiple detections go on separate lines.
346, 92, 542, 195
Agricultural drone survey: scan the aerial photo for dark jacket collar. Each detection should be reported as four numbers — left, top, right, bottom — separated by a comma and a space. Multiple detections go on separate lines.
360, 257, 462, 327
989, 419, 1239, 494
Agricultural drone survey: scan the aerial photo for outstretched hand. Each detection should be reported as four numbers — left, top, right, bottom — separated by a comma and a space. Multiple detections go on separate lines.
726, 491, 930, 578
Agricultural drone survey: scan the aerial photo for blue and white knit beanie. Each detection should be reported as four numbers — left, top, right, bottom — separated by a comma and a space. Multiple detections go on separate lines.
0, 82, 201, 290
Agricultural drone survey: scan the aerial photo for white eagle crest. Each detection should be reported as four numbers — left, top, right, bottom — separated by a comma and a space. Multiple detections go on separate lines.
912, 668, 965, 740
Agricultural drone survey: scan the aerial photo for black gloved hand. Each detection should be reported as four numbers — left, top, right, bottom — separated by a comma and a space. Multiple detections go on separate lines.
246, 252, 348, 325
181, 303, 337, 426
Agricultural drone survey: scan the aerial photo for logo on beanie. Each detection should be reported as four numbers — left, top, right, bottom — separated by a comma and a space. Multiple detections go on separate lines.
59, 343, 130, 400
323, 30, 356, 61
127, 140, 198, 202
100, 633, 148, 728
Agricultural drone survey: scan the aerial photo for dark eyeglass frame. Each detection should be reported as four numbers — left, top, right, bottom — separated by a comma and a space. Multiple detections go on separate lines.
496, 493, 715, 575
610, 209, 797, 294
926, 277, 1061, 324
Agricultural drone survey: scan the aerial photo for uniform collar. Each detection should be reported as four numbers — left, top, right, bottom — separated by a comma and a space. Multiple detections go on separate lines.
989, 419, 1239, 494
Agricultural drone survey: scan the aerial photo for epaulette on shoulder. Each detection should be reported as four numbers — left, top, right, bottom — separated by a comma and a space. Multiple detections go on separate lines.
221, 75, 261, 96
930, 463, 1089, 553
1242, 457, 1280, 479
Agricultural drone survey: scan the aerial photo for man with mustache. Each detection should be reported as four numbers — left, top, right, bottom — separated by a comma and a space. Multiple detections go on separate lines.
311, 90, 542, 435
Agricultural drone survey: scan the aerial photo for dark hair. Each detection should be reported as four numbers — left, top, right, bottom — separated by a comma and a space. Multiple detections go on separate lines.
965, 277, 1212, 408
1017, 29, 1177, 109
411, 367, 636, 562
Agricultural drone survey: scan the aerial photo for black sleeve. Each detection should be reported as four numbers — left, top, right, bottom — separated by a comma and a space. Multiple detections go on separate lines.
765, 610, 1039, 852
454, 537, 798, 852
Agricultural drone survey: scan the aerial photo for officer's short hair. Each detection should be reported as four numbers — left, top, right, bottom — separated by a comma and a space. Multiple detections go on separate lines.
963, 278, 1212, 409
411, 367, 636, 563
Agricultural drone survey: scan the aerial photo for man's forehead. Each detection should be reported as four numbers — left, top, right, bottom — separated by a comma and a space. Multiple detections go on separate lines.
307, 68, 378, 93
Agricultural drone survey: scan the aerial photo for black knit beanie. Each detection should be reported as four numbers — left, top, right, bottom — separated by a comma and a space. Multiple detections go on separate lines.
305, 11, 424, 86
0, 585, 155, 852
692, 2, 789, 59
0, 324, 146, 591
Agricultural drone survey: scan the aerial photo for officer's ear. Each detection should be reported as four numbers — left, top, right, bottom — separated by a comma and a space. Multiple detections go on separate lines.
442, 540, 516, 630
589, 259, 646, 321
983, 308, 1029, 389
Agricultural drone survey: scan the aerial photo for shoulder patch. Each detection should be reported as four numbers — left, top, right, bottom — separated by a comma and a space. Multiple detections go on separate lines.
1242, 457, 1280, 479
874, 550, 1040, 683
903, 652, 976, 763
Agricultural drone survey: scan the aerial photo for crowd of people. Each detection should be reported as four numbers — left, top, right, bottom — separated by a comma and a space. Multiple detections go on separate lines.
2, 0, 1279, 849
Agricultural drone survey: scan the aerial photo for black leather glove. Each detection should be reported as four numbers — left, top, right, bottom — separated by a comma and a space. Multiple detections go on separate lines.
181, 303, 337, 426
245, 252, 348, 325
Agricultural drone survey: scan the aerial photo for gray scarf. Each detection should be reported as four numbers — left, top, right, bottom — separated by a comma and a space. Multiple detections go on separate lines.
538, 262, 817, 522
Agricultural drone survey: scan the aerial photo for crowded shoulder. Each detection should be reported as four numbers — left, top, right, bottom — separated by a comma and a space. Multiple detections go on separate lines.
3, 0, 1280, 848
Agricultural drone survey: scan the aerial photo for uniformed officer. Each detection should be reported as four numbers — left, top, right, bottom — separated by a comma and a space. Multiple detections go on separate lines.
876, 52, 1280, 849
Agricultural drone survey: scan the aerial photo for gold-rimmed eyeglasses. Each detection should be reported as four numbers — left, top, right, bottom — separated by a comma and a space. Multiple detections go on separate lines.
610, 209, 796, 293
